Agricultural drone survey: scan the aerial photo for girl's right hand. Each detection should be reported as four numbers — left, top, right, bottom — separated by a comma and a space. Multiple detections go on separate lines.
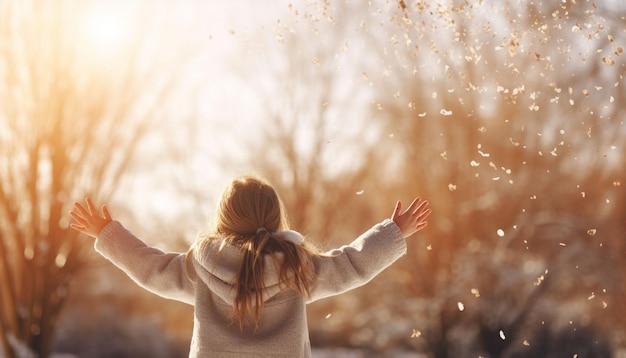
391, 197, 431, 239
69, 198, 113, 238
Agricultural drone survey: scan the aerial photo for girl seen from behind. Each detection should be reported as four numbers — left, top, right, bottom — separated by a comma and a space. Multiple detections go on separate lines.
69, 174, 431, 357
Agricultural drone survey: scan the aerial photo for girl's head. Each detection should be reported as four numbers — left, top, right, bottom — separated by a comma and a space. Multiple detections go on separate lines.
215, 175, 288, 239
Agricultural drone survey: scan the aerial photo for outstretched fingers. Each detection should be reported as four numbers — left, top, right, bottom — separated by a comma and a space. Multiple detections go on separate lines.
404, 197, 421, 213
86, 197, 97, 215
391, 196, 432, 238
68, 198, 113, 238
69, 222, 86, 232
69, 201, 90, 233
102, 205, 111, 220
405, 198, 431, 222
69, 210, 88, 225
413, 202, 431, 222
391, 201, 402, 220
72, 201, 90, 217
411, 202, 432, 231
403, 195, 424, 211
393, 197, 426, 217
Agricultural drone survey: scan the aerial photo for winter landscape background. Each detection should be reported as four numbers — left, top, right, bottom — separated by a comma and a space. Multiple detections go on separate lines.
0, 0, 624, 357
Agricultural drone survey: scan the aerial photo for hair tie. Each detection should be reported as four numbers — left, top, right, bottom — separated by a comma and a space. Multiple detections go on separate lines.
272, 230, 305, 245
256, 227, 267, 235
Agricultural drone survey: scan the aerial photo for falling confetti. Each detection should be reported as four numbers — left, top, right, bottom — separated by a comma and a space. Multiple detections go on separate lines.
4, 1, 624, 355
535, 273, 546, 286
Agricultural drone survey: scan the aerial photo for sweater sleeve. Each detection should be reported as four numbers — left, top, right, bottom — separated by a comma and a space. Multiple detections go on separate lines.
307, 219, 407, 303
94, 221, 196, 306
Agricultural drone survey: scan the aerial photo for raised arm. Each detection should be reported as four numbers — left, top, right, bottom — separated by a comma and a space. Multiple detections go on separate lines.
69, 198, 195, 305
307, 197, 430, 302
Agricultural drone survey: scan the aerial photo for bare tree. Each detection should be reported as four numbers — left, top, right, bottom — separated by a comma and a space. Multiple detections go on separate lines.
220, 0, 625, 354
0, 1, 199, 356
363, 0, 625, 354
221, 0, 393, 240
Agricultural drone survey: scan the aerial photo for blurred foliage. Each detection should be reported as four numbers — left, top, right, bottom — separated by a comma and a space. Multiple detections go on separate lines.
232, 0, 625, 356
0, 0, 199, 357
1, 0, 624, 357
52, 259, 192, 358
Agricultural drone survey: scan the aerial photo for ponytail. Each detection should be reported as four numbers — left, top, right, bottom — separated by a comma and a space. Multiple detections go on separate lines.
233, 230, 315, 330
234, 231, 272, 329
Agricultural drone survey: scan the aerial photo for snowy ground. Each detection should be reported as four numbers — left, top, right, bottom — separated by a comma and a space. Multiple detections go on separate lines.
4, 349, 626, 358
311, 348, 427, 358
6, 350, 422, 358
5, 341, 626, 358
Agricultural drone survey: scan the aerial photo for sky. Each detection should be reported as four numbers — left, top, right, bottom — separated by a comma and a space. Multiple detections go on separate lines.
86, 0, 380, 239
82, 0, 307, 239
73, 0, 625, 243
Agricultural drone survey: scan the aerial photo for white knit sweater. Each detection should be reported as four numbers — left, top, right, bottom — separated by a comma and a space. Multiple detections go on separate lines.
95, 219, 407, 357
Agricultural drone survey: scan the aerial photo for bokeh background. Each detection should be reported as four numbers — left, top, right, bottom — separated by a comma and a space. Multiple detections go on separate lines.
0, 0, 624, 357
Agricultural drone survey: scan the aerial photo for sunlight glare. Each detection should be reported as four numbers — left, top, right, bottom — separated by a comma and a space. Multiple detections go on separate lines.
79, 3, 130, 58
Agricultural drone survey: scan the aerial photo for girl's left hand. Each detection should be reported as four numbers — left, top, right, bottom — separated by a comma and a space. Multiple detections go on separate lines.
391, 197, 431, 239
69, 198, 112, 238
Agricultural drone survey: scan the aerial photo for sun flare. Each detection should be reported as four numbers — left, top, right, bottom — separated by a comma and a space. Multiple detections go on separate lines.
79, 3, 131, 59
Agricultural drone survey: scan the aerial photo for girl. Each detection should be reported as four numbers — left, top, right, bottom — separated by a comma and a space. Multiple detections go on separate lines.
69, 174, 431, 357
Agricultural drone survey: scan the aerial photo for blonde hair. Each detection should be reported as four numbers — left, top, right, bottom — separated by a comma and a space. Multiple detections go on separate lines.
188, 175, 317, 330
